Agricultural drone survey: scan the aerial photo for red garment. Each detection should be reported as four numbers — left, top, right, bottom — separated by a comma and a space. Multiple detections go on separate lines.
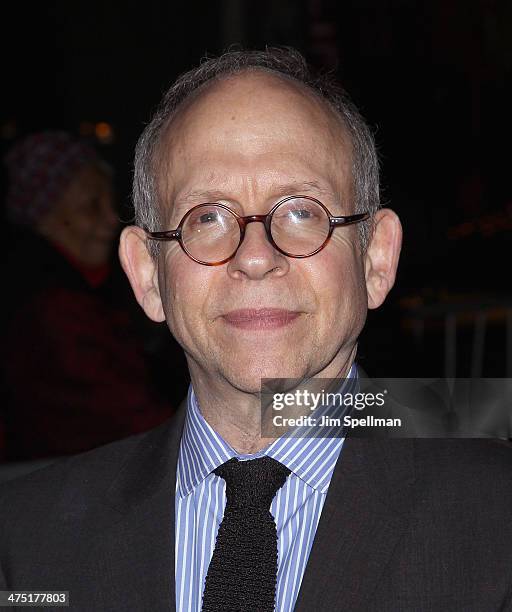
3, 234, 174, 461
52, 240, 111, 288
5, 286, 173, 460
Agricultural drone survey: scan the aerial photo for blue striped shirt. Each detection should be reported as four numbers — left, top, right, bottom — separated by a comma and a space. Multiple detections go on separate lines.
175, 365, 357, 611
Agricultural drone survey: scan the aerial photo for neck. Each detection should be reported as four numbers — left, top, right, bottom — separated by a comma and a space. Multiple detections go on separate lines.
188, 346, 357, 454
192, 374, 273, 454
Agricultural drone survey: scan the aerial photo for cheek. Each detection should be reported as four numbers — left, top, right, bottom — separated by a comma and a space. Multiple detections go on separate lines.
310, 247, 367, 328
158, 252, 213, 346
64, 209, 95, 234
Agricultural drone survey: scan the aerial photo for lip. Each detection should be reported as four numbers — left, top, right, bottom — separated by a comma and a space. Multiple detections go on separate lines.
221, 308, 302, 330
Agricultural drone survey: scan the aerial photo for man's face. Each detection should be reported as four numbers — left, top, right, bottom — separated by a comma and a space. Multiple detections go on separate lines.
154, 72, 368, 393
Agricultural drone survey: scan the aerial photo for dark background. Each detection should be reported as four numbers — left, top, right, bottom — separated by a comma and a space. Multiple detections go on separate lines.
2, 0, 511, 386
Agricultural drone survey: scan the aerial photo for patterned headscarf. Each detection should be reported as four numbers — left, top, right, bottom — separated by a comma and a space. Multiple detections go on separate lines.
4, 131, 98, 227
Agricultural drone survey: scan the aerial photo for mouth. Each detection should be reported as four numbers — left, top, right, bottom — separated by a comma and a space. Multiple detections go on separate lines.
221, 308, 302, 330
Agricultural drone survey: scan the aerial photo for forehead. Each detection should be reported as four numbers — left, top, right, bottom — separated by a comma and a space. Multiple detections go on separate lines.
156, 71, 352, 214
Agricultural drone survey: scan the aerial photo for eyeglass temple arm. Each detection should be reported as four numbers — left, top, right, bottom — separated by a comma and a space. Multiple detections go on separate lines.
146, 229, 182, 241
330, 212, 369, 227
145, 212, 370, 239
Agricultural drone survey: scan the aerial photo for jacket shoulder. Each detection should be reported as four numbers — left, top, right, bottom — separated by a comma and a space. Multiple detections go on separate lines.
414, 438, 512, 468
0, 419, 173, 526
413, 438, 512, 501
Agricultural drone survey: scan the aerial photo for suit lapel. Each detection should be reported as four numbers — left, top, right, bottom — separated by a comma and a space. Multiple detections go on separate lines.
76, 397, 415, 611
294, 438, 416, 612
84, 402, 187, 612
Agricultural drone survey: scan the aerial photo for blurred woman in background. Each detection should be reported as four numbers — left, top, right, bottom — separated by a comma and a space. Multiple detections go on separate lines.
2, 132, 174, 461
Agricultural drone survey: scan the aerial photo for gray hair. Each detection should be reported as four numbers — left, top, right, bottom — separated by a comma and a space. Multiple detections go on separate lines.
133, 47, 380, 256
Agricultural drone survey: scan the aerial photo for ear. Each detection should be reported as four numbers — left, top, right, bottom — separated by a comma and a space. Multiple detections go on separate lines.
118, 226, 165, 322
364, 208, 402, 310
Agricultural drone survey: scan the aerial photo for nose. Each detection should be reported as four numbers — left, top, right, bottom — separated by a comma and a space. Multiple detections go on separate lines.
227, 221, 289, 280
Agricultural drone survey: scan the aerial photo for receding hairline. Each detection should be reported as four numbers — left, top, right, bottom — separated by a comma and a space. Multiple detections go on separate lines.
133, 49, 379, 255
152, 67, 354, 201
170, 66, 348, 126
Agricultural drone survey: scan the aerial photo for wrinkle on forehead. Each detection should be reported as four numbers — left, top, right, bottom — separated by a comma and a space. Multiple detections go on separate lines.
154, 70, 354, 221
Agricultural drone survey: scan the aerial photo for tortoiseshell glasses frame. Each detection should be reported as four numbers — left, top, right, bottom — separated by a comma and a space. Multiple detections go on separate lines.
145, 195, 369, 266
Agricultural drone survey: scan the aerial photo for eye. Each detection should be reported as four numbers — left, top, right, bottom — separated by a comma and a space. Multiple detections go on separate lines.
282, 204, 322, 223
185, 206, 232, 234
289, 208, 313, 220
198, 211, 221, 224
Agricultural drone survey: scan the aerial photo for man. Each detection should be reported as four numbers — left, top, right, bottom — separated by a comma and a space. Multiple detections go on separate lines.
1, 48, 511, 611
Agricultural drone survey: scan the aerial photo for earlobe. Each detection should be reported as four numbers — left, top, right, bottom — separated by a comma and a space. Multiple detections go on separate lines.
118, 226, 166, 322
364, 209, 402, 310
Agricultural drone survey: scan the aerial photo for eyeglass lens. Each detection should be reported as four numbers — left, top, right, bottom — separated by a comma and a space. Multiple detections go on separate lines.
181, 198, 331, 263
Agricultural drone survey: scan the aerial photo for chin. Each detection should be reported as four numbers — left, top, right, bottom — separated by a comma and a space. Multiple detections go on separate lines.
224, 357, 311, 394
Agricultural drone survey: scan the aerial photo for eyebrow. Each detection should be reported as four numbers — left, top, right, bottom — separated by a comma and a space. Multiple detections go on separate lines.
272, 181, 336, 199
175, 189, 231, 206
174, 181, 336, 209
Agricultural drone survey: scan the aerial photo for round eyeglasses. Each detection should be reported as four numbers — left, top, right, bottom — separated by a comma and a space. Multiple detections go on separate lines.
146, 195, 369, 266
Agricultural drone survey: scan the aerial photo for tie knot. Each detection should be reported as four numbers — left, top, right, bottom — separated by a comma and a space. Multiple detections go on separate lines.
214, 456, 290, 510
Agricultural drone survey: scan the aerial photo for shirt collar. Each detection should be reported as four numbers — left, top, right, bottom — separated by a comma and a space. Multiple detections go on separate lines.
264, 364, 358, 493
177, 364, 358, 498
176, 386, 236, 498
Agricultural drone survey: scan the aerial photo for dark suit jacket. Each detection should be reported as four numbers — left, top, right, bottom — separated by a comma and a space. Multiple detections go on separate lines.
1, 400, 512, 611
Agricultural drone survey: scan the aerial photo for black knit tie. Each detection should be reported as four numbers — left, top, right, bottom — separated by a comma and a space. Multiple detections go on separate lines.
201, 456, 291, 612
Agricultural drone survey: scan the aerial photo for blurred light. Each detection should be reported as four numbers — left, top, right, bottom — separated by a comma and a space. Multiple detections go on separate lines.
95, 122, 114, 144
